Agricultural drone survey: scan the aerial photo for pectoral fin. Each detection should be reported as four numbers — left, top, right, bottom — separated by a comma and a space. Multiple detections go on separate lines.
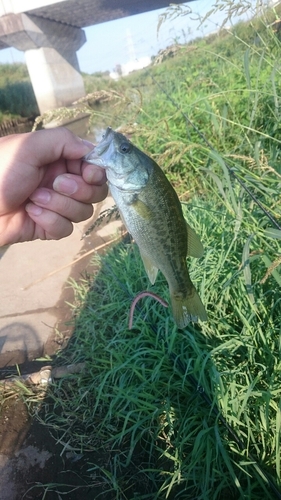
132, 198, 153, 220
140, 250, 158, 284
186, 223, 204, 258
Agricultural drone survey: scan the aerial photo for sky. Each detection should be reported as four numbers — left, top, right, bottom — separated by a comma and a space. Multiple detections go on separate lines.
0, 0, 268, 74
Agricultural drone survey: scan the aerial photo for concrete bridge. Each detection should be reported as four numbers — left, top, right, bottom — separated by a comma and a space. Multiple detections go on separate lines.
0, 0, 193, 114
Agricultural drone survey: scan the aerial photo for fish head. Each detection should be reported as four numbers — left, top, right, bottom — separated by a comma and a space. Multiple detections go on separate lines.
83, 127, 152, 191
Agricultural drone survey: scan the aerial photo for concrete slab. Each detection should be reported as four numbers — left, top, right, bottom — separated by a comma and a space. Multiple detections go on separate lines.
0, 196, 122, 368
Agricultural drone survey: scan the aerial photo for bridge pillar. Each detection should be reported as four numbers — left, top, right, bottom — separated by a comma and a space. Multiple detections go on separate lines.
0, 13, 86, 114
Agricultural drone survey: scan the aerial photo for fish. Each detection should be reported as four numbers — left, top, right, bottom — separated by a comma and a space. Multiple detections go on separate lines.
83, 127, 207, 328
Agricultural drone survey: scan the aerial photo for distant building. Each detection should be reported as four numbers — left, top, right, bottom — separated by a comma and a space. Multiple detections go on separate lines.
110, 56, 151, 79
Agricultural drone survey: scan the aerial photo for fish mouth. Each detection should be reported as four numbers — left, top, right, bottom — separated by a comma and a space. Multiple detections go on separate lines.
82, 127, 114, 167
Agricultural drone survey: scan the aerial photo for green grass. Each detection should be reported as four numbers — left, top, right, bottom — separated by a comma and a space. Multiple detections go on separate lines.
0, 63, 38, 120
30, 2, 281, 498
39, 193, 281, 498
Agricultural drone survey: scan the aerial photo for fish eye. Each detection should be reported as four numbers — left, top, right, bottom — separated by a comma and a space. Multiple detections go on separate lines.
119, 142, 131, 154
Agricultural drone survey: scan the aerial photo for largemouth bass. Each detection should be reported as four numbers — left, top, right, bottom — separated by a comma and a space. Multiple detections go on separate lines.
84, 127, 207, 328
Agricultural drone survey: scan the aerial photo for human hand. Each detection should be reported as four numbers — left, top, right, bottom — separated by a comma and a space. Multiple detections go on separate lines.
0, 127, 108, 246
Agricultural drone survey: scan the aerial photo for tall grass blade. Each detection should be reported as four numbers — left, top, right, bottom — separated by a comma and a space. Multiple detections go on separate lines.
244, 48, 251, 89
261, 255, 281, 286
242, 235, 256, 305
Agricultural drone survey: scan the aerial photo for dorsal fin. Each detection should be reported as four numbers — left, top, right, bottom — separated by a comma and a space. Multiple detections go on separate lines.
186, 223, 204, 258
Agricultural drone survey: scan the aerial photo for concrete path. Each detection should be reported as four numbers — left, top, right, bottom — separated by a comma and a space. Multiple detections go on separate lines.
0, 197, 122, 368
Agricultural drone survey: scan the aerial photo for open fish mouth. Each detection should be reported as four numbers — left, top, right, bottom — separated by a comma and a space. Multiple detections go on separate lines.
83, 127, 114, 167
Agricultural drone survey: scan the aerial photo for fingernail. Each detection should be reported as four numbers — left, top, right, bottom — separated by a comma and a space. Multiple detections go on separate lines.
82, 139, 95, 149
30, 188, 51, 204
84, 166, 105, 184
53, 175, 78, 195
25, 203, 43, 216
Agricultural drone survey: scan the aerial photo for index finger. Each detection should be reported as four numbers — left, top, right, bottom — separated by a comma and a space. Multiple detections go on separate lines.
0, 128, 93, 213
24, 127, 93, 167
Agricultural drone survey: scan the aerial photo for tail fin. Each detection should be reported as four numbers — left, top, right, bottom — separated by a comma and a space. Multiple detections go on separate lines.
170, 287, 207, 329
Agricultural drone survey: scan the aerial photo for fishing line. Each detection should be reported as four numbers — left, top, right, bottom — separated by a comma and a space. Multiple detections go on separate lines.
150, 74, 281, 231
102, 255, 281, 500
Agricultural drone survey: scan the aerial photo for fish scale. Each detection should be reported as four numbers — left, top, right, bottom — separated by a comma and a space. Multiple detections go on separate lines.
84, 127, 207, 328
